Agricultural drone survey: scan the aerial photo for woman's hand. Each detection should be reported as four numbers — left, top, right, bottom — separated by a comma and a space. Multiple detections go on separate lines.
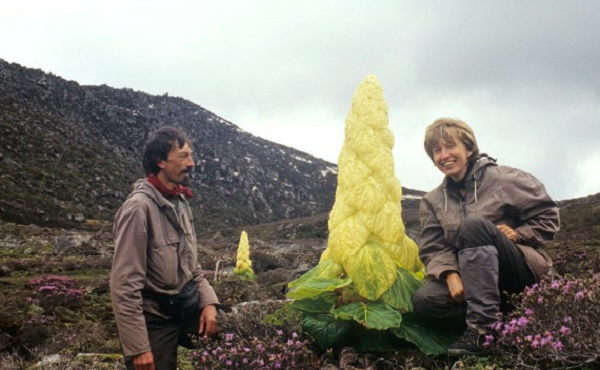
445, 272, 465, 302
497, 224, 518, 242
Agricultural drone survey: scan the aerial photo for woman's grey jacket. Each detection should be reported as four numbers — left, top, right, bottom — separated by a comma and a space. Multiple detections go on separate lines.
419, 157, 560, 282
110, 180, 219, 357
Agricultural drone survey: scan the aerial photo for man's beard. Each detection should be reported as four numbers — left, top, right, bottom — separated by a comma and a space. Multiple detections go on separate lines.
179, 169, 193, 186
180, 177, 191, 186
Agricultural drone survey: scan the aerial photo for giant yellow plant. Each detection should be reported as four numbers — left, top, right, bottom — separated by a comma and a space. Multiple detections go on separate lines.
233, 230, 255, 282
320, 75, 424, 301
278, 76, 445, 354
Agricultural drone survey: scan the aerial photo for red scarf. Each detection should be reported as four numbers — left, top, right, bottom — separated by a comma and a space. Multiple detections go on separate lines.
147, 174, 193, 199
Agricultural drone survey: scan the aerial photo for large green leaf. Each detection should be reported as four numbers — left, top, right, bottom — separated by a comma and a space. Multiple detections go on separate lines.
287, 277, 352, 300
289, 293, 336, 313
302, 313, 355, 350
288, 259, 342, 289
331, 301, 402, 330
344, 241, 397, 301
390, 313, 460, 355
381, 266, 423, 312
354, 328, 400, 352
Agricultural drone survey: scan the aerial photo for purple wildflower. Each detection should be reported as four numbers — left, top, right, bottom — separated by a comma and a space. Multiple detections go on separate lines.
39, 285, 58, 292
517, 316, 529, 327
559, 326, 572, 335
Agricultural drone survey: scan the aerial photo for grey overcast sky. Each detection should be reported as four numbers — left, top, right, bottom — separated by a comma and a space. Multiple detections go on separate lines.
1, 0, 599, 201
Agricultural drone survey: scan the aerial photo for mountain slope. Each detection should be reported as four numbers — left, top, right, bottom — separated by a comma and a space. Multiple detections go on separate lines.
0, 59, 425, 230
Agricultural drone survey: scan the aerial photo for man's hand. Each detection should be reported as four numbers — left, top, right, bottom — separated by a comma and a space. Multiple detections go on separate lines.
199, 304, 218, 338
445, 272, 465, 303
497, 224, 518, 242
133, 351, 155, 370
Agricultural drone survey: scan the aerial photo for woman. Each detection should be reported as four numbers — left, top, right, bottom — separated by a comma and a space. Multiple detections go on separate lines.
412, 118, 559, 356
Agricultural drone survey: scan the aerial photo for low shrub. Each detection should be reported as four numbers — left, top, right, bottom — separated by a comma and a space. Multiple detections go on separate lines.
190, 330, 318, 369
26, 275, 84, 314
492, 273, 600, 369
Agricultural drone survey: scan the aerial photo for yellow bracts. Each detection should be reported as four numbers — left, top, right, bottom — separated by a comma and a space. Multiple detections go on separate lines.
233, 230, 255, 282
320, 75, 424, 300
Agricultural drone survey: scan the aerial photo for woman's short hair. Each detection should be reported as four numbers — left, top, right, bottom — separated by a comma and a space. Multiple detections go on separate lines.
424, 118, 479, 162
142, 126, 191, 175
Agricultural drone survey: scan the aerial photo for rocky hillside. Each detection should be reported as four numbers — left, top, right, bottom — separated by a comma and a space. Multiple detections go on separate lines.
0, 59, 425, 231
0, 59, 426, 231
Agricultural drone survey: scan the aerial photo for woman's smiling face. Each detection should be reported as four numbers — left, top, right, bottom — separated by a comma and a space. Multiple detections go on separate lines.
432, 137, 474, 182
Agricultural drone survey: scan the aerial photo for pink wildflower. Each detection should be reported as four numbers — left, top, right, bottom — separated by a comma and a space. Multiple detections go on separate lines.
559, 326, 572, 335
517, 316, 529, 327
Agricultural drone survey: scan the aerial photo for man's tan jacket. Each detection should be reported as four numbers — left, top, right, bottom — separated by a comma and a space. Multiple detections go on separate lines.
110, 179, 219, 357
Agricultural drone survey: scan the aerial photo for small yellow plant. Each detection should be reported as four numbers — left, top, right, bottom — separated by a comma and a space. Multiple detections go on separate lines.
233, 230, 255, 281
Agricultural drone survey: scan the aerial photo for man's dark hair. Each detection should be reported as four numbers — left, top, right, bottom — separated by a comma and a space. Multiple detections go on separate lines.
142, 126, 191, 175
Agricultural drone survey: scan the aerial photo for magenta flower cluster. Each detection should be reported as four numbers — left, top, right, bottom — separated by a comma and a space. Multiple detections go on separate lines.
490, 273, 599, 368
190, 329, 317, 369
26, 274, 84, 314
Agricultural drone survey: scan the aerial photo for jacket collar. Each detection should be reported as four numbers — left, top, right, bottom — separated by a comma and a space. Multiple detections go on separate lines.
129, 179, 187, 208
440, 155, 497, 190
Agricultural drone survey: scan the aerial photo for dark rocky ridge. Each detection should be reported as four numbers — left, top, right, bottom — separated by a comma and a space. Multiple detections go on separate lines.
0, 59, 425, 231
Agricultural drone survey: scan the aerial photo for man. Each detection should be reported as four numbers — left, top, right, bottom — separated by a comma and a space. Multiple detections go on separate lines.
111, 126, 220, 370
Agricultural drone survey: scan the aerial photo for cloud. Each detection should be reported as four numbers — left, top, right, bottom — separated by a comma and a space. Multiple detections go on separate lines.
1, 0, 599, 200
